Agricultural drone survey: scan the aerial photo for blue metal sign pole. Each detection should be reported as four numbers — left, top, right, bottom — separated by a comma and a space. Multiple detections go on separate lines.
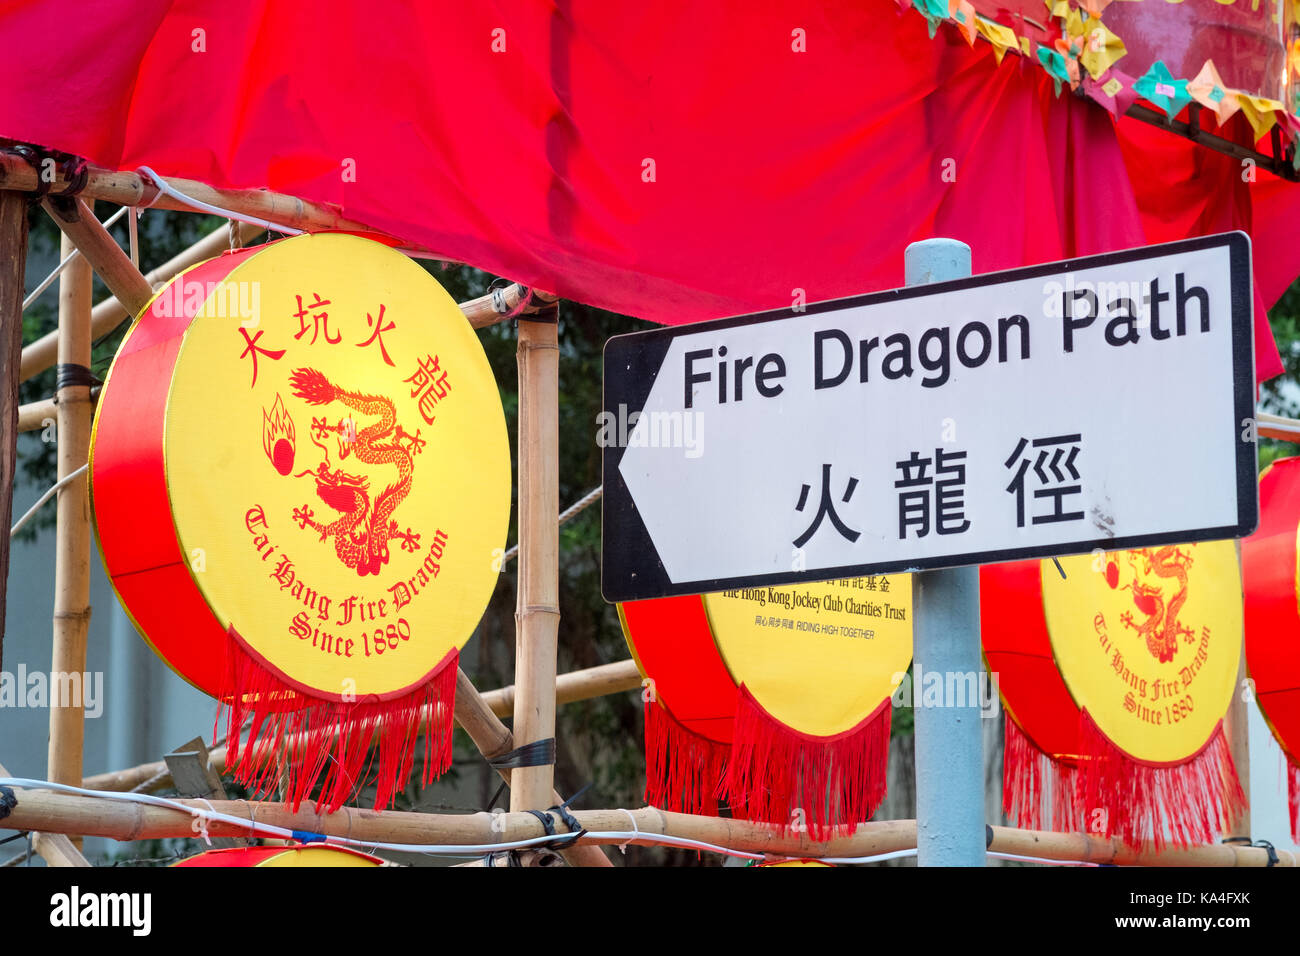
905, 238, 986, 866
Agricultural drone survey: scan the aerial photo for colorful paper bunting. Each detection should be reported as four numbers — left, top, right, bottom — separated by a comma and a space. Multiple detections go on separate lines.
1187, 60, 1241, 125
1134, 61, 1192, 119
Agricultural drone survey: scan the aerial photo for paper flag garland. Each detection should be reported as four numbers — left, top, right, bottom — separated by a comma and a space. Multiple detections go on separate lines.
1188, 60, 1241, 126
1241, 457, 1300, 842
983, 541, 1246, 849
1133, 61, 1193, 120
91, 233, 511, 812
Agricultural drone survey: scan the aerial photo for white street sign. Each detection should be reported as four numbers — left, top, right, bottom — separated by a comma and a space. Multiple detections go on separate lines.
601, 233, 1256, 602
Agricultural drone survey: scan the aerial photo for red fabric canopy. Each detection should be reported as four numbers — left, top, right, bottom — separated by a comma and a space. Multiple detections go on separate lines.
2, 1, 1295, 377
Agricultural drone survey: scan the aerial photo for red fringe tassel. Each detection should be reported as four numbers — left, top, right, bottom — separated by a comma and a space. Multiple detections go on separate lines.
1076, 709, 1246, 850
643, 700, 730, 815
721, 686, 890, 838
218, 640, 457, 813
1001, 715, 1079, 833
1288, 758, 1300, 844
1002, 712, 1248, 849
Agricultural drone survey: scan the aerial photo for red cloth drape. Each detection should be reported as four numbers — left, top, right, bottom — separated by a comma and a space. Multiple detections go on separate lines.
2, 1, 1294, 377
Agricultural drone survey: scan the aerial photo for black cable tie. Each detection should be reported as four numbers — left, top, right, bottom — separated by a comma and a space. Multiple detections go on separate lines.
55, 363, 95, 392
547, 806, 586, 850
0, 786, 16, 821
524, 809, 556, 837
1255, 839, 1280, 867
484, 779, 507, 813
487, 737, 555, 770
985, 824, 994, 848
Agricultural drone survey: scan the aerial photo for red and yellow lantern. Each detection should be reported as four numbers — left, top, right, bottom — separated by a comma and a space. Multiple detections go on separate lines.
984, 540, 1246, 848
91, 233, 511, 811
1242, 456, 1300, 842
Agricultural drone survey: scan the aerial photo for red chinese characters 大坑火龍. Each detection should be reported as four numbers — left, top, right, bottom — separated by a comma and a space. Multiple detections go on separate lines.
404, 353, 451, 425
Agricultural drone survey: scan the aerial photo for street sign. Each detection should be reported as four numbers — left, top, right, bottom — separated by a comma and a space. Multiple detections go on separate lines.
601, 232, 1257, 603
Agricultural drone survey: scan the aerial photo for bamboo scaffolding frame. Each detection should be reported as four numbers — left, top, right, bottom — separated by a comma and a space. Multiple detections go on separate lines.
46, 225, 93, 850
5, 143, 1288, 870
453, 668, 612, 867
2, 788, 1294, 866
80, 658, 641, 793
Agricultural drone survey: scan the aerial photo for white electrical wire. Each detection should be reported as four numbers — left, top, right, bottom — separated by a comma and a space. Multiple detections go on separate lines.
0, 777, 1107, 865
132, 166, 454, 263
10, 464, 88, 536
988, 851, 1099, 867
136, 166, 304, 237
22, 206, 130, 311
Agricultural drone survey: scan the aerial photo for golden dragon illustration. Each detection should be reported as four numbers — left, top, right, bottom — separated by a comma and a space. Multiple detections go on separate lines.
288, 367, 424, 576
1118, 545, 1195, 664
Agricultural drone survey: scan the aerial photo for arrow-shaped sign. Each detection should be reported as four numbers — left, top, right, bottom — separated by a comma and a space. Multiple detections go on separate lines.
602, 233, 1256, 602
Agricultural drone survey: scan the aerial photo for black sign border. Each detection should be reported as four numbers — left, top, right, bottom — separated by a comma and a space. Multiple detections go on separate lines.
602, 231, 1257, 603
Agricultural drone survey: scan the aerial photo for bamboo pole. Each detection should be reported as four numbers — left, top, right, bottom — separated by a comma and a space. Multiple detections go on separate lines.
3, 789, 1294, 866
0, 190, 27, 671
0, 761, 90, 867
46, 226, 94, 851
1223, 540, 1251, 840
20, 220, 264, 383
485, 657, 637, 718
1257, 412, 1300, 443
81, 659, 641, 793
461, 286, 559, 329
453, 669, 612, 867
42, 199, 153, 319
0, 151, 409, 243
18, 395, 93, 434
509, 316, 562, 818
